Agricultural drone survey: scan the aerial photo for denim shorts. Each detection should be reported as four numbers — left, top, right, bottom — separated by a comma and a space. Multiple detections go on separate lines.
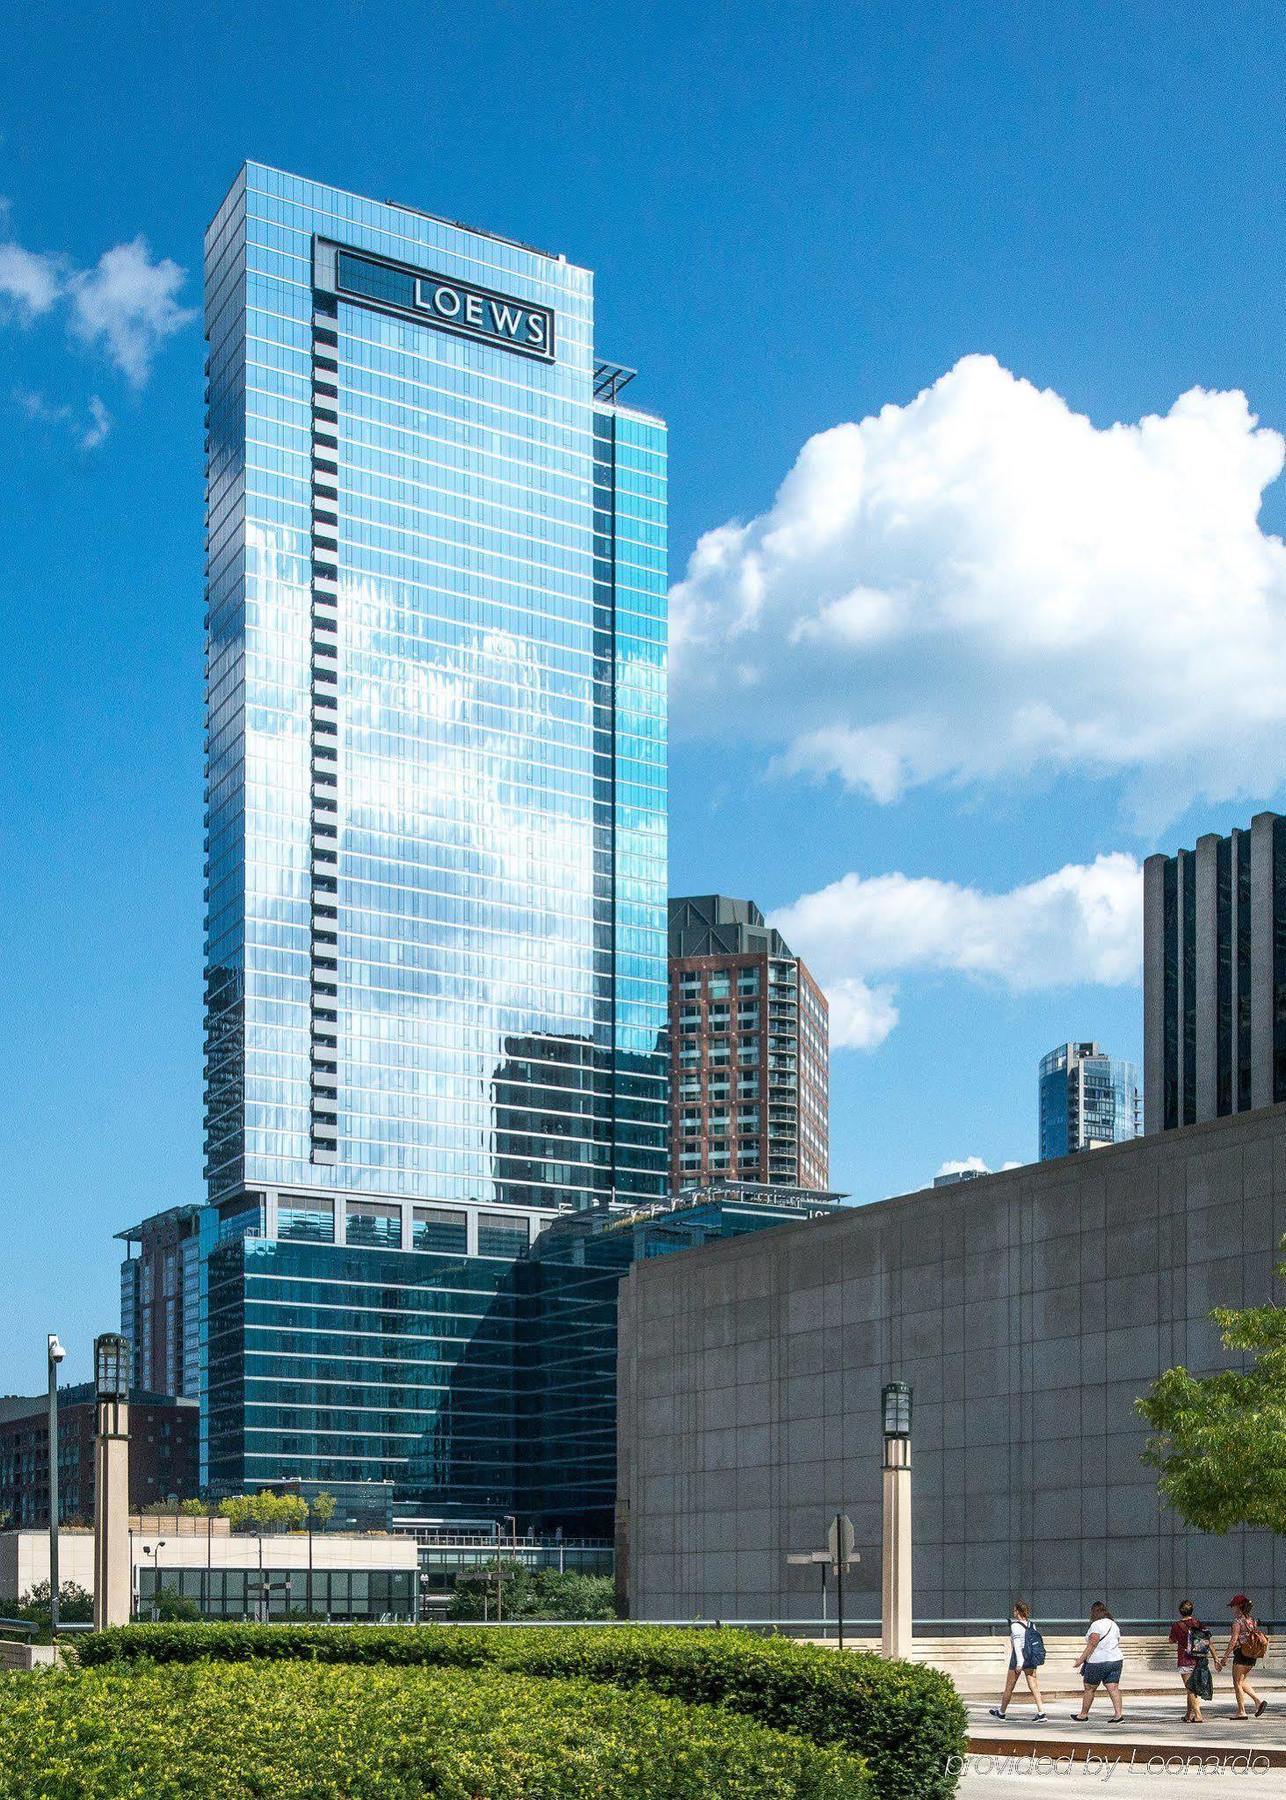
1084, 1660, 1123, 1686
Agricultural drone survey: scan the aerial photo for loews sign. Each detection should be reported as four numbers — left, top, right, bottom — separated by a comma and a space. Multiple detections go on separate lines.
315, 239, 555, 362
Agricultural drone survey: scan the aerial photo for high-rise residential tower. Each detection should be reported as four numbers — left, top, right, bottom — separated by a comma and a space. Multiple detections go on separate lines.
1143, 814, 1286, 1134
197, 163, 668, 1505
117, 1205, 202, 1399
667, 895, 828, 1190
1038, 1041, 1140, 1161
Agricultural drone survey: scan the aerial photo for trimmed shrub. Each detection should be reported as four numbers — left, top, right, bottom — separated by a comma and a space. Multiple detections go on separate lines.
0, 1662, 867, 1799
81, 1623, 965, 1800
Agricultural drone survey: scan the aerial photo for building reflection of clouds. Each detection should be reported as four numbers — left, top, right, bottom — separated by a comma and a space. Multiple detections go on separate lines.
337, 570, 603, 1202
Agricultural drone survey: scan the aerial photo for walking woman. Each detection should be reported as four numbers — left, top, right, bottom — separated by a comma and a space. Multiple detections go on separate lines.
1217, 1595, 1269, 1718
1072, 1602, 1124, 1722
1169, 1600, 1211, 1724
989, 1600, 1047, 1721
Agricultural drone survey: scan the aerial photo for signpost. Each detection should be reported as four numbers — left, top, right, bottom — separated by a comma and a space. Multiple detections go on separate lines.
828, 1513, 856, 1651
787, 1513, 860, 1650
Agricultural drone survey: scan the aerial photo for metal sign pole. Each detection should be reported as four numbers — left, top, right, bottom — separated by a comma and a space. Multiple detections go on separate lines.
835, 1514, 845, 1651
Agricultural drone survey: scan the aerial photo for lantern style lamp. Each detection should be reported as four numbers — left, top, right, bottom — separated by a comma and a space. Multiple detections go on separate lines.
880, 1380, 913, 1660
93, 1333, 132, 1629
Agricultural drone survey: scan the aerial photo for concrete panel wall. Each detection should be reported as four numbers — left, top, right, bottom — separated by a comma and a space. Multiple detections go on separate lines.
619, 1105, 1286, 1625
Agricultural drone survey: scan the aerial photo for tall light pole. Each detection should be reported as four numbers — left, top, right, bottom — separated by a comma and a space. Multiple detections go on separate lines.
498, 1514, 517, 1623
141, 1541, 167, 1619
881, 1381, 913, 1660
93, 1333, 132, 1628
46, 1334, 65, 1632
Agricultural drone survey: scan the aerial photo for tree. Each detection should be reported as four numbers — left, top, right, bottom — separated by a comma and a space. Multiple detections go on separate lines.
1137, 1236, 1286, 1534
447, 1562, 615, 1621
178, 1498, 208, 1517
217, 1494, 255, 1531
14, 1581, 94, 1628
309, 1491, 337, 1529
218, 1490, 308, 1532
448, 1559, 531, 1621
150, 1588, 202, 1621
529, 1569, 615, 1620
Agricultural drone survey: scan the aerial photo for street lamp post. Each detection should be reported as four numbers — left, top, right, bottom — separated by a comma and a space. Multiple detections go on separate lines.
46, 1334, 65, 1633
880, 1381, 913, 1661
93, 1332, 133, 1628
141, 1541, 167, 1620
497, 1514, 517, 1623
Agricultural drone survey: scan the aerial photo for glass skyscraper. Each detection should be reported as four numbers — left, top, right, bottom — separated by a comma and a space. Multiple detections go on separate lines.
198, 163, 668, 1509
1038, 1041, 1140, 1161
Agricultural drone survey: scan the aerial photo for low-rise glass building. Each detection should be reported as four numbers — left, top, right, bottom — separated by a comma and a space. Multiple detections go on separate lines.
194, 1182, 841, 1530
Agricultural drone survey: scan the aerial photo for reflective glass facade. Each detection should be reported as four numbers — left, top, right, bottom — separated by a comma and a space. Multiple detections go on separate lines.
1037, 1040, 1139, 1161
204, 162, 667, 1210
199, 165, 668, 1507
1144, 816, 1286, 1133
522, 1187, 842, 1533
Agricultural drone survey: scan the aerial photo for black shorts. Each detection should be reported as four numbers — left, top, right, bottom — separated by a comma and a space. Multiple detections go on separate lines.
1084, 1660, 1123, 1686
1233, 1650, 1259, 1668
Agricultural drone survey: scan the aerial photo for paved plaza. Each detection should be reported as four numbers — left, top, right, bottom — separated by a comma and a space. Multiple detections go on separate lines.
961, 1693, 1286, 1795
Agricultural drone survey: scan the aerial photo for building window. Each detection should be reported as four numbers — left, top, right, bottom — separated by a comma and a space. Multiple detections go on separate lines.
412, 1206, 467, 1254
345, 1199, 402, 1249
478, 1213, 529, 1259
1275, 819, 1286, 1105
1217, 836, 1232, 1116
1182, 852, 1197, 1124
1163, 858, 1178, 1131
277, 1197, 334, 1243
1238, 833, 1252, 1111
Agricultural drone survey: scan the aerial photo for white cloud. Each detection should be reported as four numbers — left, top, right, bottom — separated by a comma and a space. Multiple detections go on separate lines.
81, 395, 111, 449
13, 387, 112, 450
67, 238, 196, 385
0, 241, 62, 319
771, 851, 1142, 1049
934, 1157, 1022, 1180
826, 978, 900, 1051
672, 355, 1286, 828
0, 206, 194, 388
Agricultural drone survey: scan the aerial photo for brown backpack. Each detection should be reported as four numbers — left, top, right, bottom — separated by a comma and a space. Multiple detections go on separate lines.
1241, 1620, 1270, 1661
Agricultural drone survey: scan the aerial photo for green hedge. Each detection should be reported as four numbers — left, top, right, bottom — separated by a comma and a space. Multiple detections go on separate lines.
0, 1662, 866, 1800
81, 1624, 965, 1800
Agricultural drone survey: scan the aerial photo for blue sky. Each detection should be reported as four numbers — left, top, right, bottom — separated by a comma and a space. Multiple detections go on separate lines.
1, 0, 1283, 1390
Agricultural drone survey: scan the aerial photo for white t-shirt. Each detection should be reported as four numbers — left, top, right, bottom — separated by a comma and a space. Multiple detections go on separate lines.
1085, 1618, 1122, 1664
1010, 1619, 1029, 1662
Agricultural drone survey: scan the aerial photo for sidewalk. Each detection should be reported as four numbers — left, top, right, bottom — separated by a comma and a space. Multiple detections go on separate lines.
966, 1692, 1286, 1767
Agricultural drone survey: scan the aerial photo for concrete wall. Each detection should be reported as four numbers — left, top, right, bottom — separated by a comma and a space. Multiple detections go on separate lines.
0, 1529, 416, 1597
618, 1104, 1286, 1624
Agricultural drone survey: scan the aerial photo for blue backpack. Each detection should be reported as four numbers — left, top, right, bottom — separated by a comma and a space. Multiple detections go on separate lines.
1024, 1623, 1047, 1667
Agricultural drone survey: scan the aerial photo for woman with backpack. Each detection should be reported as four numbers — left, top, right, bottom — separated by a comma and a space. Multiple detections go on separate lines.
1216, 1595, 1269, 1717
1072, 1601, 1124, 1722
989, 1599, 1047, 1721
1169, 1600, 1212, 1724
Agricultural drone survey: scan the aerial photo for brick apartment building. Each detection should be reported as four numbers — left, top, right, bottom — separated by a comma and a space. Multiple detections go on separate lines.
0, 1385, 198, 1529
668, 895, 828, 1192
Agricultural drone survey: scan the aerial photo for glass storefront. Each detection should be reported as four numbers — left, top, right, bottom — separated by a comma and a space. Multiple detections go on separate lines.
136, 1564, 415, 1621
